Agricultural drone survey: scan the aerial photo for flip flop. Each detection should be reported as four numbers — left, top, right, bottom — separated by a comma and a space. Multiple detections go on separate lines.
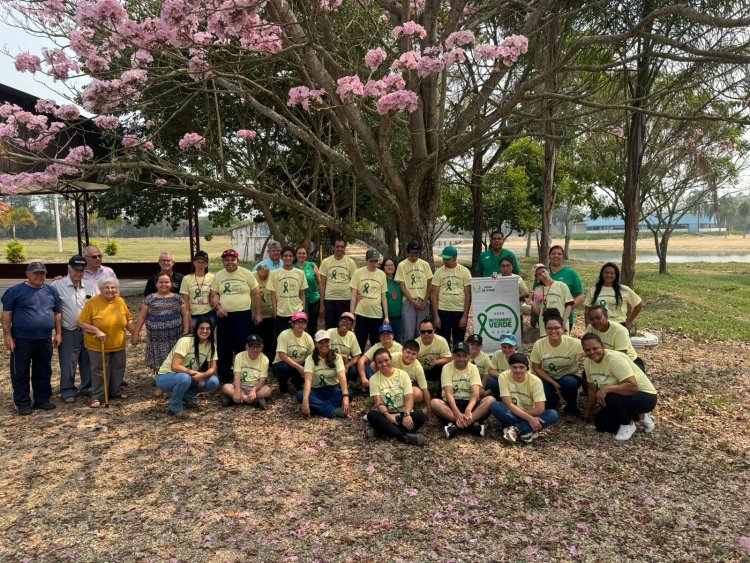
89, 400, 101, 409
63, 396, 75, 404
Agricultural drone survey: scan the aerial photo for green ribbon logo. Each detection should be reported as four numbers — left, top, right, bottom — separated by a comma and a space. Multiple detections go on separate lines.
242, 370, 248, 379
291, 350, 298, 358
283, 281, 289, 294
223, 282, 231, 294
477, 313, 490, 338
187, 359, 195, 369
411, 273, 416, 285
319, 374, 326, 386
384, 392, 395, 409
331, 271, 337, 280
548, 362, 557, 373
261, 292, 266, 303
194, 288, 201, 299
446, 280, 453, 292
599, 299, 607, 308
363, 283, 370, 294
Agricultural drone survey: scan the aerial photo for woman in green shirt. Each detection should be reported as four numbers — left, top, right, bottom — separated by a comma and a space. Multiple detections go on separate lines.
382, 257, 403, 342
295, 245, 321, 337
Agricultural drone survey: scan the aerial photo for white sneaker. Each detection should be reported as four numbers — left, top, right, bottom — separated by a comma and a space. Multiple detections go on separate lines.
502, 426, 519, 444
615, 422, 637, 441
642, 412, 655, 433
362, 413, 369, 421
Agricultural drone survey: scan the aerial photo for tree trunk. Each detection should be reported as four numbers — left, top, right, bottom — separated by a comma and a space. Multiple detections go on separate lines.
563, 200, 573, 259
658, 231, 670, 274
541, 139, 556, 263
400, 174, 441, 268
54, 195, 63, 253
526, 231, 532, 258
470, 149, 485, 274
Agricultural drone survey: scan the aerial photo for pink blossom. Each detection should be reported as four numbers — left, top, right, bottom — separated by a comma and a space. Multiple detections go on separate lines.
474, 44, 500, 61
610, 127, 624, 138
94, 115, 120, 129
722, 139, 737, 151
363, 80, 386, 98
378, 12, 389, 24
188, 50, 212, 81
192, 32, 213, 45
391, 51, 420, 72
236, 129, 257, 140
443, 48, 466, 67
336, 76, 365, 102
154, 178, 168, 186
445, 30, 475, 50
404, 488, 418, 496
178, 132, 205, 150
42, 48, 80, 80
65, 146, 94, 163
131, 49, 154, 67
411, 0, 425, 11
144, 119, 155, 129
15, 53, 42, 74
364, 49, 387, 71
287, 86, 326, 110
392, 21, 426, 41
498, 34, 528, 66
122, 135, 140, 148
74, 0, 129, 27
417, 56, 444, 77
55, 105, 81, 120
35, 99, 58, 114
383, 74, 406, 91
320, 0, 342, 11
376, 90, 419, 115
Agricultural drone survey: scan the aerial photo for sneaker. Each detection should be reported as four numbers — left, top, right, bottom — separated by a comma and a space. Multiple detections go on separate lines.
167, 409, 183, 417
444, 423, 459, 439
363, 426, 376, 439
519, 432, 539, 444
333, 407, 346, 418
34, 402, 56, 411
221, 395, 233, 407
642, 412, 655, 433
615, 422, 637, 441
182, 400, 198, 410
255, 398, 267, 410
468, 423, 485, 438
502, 426, 520, 444
404, 433, 427, 446
18, 406, 33, 416
362, 413, 369, 421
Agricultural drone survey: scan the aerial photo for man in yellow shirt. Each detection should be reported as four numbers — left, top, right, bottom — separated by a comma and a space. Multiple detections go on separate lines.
222, 334, 271, 409
490, 353, 559, 444
396, 241, 433, 340
268, 247, 308, 340
431, 245, 472, 347
327, 311, 361, 383
416, 319, 452, 392
350, 249, 389, 352
430, 342, 495, 438
319, 238, 357, 329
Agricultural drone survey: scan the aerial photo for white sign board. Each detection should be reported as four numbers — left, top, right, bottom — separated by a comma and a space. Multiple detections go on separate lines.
470, 277, 522, 354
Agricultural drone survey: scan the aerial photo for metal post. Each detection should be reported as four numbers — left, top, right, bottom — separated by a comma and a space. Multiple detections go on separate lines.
82, 192, 90, 247
74, 194, 83, 256
188, 197, 200, 260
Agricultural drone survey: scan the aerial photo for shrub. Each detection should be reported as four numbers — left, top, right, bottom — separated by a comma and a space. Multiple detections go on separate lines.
88, 240, 100, 248
204, 231, 214, 241
105, 240, 120, 256
6, 239, 26, 263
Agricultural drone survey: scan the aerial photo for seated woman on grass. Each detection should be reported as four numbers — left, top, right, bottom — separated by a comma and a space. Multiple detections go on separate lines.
581, 333, 657, 441
357, 323, 402, 388
221, 334, 271, 409
365, 348, 427, 446
585, 305, 645, 372
584, 262, 643, 331
298, 330, 351, 418
484, 333, 519, 398
490, 352, 559, 444
390, 340, 433, 420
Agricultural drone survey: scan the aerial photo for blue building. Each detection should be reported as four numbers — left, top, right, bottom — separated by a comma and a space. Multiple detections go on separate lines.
586, 213, 720, 234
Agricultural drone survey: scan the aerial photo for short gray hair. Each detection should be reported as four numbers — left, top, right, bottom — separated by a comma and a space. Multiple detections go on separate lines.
267, 241, 282, 251
97, 276, 119, 290
159, 251, 174, 260
255, 263, 270, 272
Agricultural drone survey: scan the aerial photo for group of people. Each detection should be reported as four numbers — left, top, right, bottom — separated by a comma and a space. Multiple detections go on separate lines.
1, 234, 655, 444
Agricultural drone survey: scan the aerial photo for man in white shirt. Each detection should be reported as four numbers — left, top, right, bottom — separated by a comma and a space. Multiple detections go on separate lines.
82, 245, 117, 295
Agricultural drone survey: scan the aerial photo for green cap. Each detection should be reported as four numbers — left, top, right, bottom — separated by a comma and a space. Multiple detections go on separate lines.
366, 249, 380, 261
440, 245, 458, 259
452, 341, 470, 354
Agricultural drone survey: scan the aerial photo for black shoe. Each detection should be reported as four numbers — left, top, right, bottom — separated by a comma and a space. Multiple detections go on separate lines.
34, 402, 56, 411
444, 423, 459, 439
18, 406, 33, 416
467, 423, 485, 437
221, 395, 233, 407
183, 400, 198, 410
121, 380, 129, 387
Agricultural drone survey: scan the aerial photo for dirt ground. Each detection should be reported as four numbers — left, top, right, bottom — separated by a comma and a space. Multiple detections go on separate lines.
0, 309, 749, 561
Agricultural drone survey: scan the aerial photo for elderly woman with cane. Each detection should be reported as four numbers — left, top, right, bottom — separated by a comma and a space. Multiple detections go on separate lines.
77, 277, 136, 408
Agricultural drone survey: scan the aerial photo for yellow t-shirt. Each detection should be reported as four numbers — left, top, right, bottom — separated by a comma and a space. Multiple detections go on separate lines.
179, 273, 215, 316
441, 362, 482, 401
432, 264, 472, 312
268, 267, 308, 317
391, 352, 428, 389
319, 255, 357, 300
211, 267, 258, 313
584, 349, 656, 394
369, 368, 413, 413
158, 336, 218, 375
364, 341, 403, 361
417, 334, 451, 367
395, 258, 433, 301
585, 322, 638, 361
470, 351, 492, 378
535, 281, 574, 336
504, 274, 529, 298
327, 328, 361, 359
530, 335, 583, 379
79, 295, 132, 352
304, 354, 345, 388
350, 267, 387, 319
232, 351, 269, 384
585, 285, 642, 324
499, 370, 546, 410
490, 351, 512, 373
274, 329, 315, 364
254, 273, 274, 318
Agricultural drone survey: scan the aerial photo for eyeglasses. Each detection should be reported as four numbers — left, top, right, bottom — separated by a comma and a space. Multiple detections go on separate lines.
292, 320, 308, 325
546, 326, 563, 331
420, 329, 434, 334
89, 255, 102, 259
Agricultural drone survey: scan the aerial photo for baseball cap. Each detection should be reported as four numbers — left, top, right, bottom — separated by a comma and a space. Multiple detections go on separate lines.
498, 333, 517, 346
466, 334, 483, 345
221, 249, 239, 258
406, 241, 423, 253
440, 246, 458, 259
68, 256, 86, 269
508, 352, 529, 367
452, 341, 470, 354
26, 262, 47, 273
532, 263, 547, 276
194, 250, 209, 261
365, 249, 380, 261
378, 323, 394, 334
314, 329, 331, 342
340, 311, 356, 322
291, 311, 308, 323
246, 334, 264, 346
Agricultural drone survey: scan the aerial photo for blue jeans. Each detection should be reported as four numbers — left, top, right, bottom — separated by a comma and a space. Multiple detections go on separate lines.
274, 362, 304, 395
10, 337, 53, 409
541, 374, 582, 412
156, 372, 220, 414
295, 385, 350, 418
490, 402, 559, 435
58, 328, 91, 397
389, 315, 403, 343
486, 376, 500, 398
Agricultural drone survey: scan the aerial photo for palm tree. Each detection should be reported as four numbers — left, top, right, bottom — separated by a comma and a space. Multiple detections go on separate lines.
0, 204, 37, 239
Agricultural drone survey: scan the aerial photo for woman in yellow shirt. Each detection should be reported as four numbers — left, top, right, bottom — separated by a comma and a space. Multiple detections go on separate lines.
584, 262, 643, 329
299, 330, 351, 418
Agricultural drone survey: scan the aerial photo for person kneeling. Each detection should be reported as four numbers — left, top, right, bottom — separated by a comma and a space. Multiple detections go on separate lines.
490, 353, 559, 444
430, 342, 494, 439
155, 318, 220, 416
298, 330, 351, 418
222, 334, 272, 409
366, 349, 427, 446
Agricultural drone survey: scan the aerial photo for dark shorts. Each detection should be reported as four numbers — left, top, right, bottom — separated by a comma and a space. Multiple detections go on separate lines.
453, 399, 478, 412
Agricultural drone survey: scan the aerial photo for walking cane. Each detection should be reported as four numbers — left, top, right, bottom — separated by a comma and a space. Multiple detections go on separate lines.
100, 340, 110, 408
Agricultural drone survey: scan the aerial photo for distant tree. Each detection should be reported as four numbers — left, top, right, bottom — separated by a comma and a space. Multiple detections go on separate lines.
0, 203, 36, 239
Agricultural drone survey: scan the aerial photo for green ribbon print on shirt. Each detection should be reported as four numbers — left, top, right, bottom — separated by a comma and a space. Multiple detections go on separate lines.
384, 392, 395, 409
223, 282, 231, 294
291, 350, 298, 358
194, 288, 201, 299
283, 281, 289, 293
411, 273, 416, 285
331, 271, 337, 280
446, 280, 453, 292
363, 283, 370, 294
319, 374, 326, 386
548, 362, 557, 373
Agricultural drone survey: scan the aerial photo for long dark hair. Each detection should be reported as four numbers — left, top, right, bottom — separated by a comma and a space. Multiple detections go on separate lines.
189, 317, 216, 369
592, 262, 622, 307
312, 342, 339, 369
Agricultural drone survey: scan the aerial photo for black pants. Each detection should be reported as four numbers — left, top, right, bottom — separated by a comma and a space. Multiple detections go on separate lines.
354, 315, 383, 353
367, 411, 426, 441
273, 362, 304, 395
10, 337, 53, 409
306, 299, 321, 337
274, 316, 293, 341
424, 364, 444, 395
437, 309, 465, 348
252, 317, 276, 361
595, 392, 658, 433
634, 357, 646, 373
324, 299, 350, 329
217, 310, 252, 384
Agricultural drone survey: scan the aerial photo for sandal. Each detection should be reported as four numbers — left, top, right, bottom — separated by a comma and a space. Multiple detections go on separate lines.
89, 400, 101, 409
63, 396, 75, 404
113, 393, 128, 400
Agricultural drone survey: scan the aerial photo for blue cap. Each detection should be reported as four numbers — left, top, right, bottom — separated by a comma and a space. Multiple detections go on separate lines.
499, 333, 517, 346
378, 323, 394, 334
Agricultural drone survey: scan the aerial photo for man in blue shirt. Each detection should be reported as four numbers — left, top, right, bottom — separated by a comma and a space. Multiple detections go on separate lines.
2, 262, 62, 415
252, 240, 283, 272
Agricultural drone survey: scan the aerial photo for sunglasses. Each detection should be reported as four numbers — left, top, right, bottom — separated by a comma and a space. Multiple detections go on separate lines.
90, 255, 102, 259
420, 329, 434, 334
